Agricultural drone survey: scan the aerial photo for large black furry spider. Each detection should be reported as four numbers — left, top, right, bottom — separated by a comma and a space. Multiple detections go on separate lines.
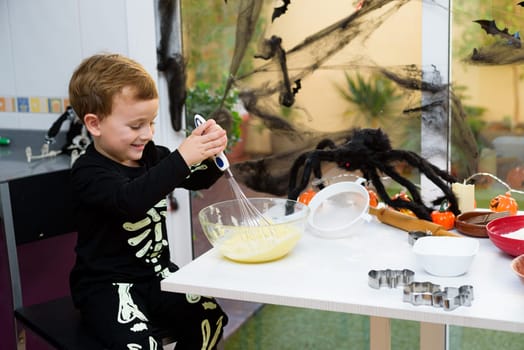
287, 128, 460, 221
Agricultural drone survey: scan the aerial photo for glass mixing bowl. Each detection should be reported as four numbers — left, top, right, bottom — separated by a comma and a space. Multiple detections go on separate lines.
198, 197, 310, 263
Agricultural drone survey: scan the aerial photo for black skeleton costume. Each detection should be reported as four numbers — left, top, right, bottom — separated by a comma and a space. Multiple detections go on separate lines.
70, 141, 227, 349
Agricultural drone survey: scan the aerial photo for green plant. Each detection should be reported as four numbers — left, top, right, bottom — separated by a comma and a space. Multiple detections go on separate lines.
185, 81, 242, 151
336, 72, 402, 128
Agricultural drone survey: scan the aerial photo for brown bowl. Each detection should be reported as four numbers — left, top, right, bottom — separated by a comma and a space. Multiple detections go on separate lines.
455, 210, 509, 238
511, 254, 524, 282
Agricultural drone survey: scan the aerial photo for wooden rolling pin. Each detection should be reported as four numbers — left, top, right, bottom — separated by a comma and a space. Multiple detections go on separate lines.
368, 207, 460, 237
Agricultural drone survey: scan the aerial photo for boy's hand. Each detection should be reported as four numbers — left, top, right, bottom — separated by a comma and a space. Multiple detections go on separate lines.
178, 119, 228, 167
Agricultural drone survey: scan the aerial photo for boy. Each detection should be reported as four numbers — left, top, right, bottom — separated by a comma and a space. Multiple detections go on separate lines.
68, 53, 228, 349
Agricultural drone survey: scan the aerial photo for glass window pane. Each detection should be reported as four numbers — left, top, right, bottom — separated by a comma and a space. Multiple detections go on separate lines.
449, 326, 524, 349
451, 0, 524, 346
182, 0, 429, 228
452, 0, 524, 209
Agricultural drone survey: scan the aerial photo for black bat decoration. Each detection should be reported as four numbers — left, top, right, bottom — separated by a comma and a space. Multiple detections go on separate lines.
473, 19, 521, 48
272, 0, 291, 22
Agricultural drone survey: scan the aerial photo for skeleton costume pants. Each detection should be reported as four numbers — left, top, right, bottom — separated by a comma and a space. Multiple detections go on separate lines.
79, 278, 228, 349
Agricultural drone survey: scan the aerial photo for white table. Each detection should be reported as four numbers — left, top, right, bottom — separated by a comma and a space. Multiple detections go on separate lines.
161, 217, 524, 349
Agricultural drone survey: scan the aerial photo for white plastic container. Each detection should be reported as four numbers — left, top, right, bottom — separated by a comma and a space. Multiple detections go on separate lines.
413, 236, 479, 277
307, 179, 371, 239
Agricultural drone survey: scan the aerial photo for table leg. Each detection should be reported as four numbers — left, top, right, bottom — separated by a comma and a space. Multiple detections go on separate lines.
420, 322, 446, 350
370, 316, 391, 350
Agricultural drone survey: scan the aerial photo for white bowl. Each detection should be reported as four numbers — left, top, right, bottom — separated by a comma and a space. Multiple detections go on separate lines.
412, 236, 479, 277
307, 180, 370, 239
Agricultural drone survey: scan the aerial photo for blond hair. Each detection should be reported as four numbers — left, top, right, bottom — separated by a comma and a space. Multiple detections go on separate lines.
69, 53, 158, 122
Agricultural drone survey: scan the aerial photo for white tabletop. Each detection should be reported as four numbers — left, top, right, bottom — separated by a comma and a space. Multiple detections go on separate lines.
161, 218, 524, 333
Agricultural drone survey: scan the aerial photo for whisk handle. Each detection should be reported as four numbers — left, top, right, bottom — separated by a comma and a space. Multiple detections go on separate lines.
194, 114, 230, 171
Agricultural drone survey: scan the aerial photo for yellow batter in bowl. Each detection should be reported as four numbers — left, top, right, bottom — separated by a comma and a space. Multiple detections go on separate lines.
217, 225, 302, 263
199, 198, 309, 263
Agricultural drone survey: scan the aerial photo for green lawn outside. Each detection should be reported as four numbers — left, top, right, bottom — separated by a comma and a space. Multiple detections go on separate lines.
225, 305, 524, 350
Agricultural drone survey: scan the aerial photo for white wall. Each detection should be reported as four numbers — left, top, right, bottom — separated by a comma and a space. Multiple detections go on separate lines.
0, 0, 157, 130
0, 0, 193, 266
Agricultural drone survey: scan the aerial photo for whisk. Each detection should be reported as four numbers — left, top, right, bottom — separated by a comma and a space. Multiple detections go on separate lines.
194, 115, 274, 231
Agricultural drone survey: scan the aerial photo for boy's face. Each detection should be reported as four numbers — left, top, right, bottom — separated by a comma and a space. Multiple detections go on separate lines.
85, 87, 159, 166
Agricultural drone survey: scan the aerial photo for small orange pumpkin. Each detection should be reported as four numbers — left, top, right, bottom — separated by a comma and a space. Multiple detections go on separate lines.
298, 188, 316, 205
367, 188, 379, 207
489, 191, 518, 215
431, 200, 455, 230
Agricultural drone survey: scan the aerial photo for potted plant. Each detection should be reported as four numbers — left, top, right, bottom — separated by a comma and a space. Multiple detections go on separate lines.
185, 81, 244, 157
336, 71, 402, 129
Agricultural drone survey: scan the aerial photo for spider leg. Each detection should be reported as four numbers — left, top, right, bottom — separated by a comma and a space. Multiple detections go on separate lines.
389, 150, 460, 216
364, 167, 391, 205
360, 158, 422, 204
316, 138, 338, 150
313, 139, 336, 172
311, 139, 338, 189
288, 152, 313, 200
287, 139, 338, 200
380, 163, 424, 204
368, 164, 432, 220
288, 151, 327, 200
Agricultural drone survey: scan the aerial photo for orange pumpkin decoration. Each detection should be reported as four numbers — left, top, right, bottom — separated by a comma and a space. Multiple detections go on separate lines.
368, 188, 379, 207
489, 191, 518, 215
298, 188, 316, 205
431, 200, 455, 230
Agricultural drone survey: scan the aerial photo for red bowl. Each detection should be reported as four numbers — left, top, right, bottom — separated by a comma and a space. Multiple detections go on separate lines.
486, 215, 524, 256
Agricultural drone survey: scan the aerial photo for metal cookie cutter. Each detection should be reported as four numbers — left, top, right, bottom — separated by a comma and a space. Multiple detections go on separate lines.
403, 282, 474, 311
368, 269, 415, 289
408, 230, 431, 245
433, 285, 474, 311
402, 281, 441, 307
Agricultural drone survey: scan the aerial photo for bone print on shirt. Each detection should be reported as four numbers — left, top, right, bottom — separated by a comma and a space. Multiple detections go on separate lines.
113, 283, 148, 326
124, 199, 168, 273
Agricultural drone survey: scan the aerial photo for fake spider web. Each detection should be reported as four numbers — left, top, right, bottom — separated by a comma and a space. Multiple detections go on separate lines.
205, 0, 479, 196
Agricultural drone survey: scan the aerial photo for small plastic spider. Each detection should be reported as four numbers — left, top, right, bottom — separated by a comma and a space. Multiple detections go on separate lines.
287, 128, 460, 221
